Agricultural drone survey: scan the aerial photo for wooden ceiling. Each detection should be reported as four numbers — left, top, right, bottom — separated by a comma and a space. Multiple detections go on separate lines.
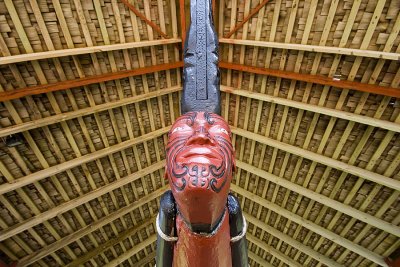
0, 0, 399, 266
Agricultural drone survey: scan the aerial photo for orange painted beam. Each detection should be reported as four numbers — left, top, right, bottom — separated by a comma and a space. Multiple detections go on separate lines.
219, 62, 400, 98
180, 0, 186, 50
224, 0, 270, 38
121, 0, 170, 39
0, 62, 184, 102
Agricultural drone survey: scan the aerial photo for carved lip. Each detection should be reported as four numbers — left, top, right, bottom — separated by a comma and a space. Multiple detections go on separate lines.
178, 146, 222, 160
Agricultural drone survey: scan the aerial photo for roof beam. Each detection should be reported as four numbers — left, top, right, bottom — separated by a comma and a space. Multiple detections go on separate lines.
221, 86, 400, 132
0, 127, 169, 195
236, 160, 400, 237
233, 184, 387, 266
245, 213, 342, 267
219, 62, 400, 98
15, 186, 167, 266
120, 0, 170, 39
0, 39, 181, 65
247, 235, 302, 267
65, 218, 155, 267
232, 127, 400, 191
219, 38, 400, 61
0, 62, 183, 102
127, 252, 156, 267
104, 235, 157, 267
248, 251, 274, 267
224, 0, 271, 38
0, 161, 165, 242
0, 86, 180, 137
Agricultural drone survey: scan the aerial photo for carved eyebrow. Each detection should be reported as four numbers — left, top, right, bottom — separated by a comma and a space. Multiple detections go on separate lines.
204, 112, 215, 125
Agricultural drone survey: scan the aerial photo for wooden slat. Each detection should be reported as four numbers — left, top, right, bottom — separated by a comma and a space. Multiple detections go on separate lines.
221, 86, 400, 132
0, 39, 181, 65
219, 62, 400, 98
0, 62, 183, 101
0, 86, 180, 137
0, 161, 164, 242
64, 218, 155, 267
247, 235, 302, 267
237, 161, 400, 237
104, 235, 157, 267
15, 187, 167, 266
224, 0, 271, 38
245, 213, 342, 267
0, 128, 169, 195
233, 184, 387, 266
232, 127, 400, 191
219, 38, 400, 60
120, 0, 170, 39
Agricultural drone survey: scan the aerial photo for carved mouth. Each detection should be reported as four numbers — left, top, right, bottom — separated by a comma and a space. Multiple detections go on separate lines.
179, 147, 221, 160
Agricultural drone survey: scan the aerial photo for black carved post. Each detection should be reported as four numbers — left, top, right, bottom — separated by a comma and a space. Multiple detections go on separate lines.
156, 191, 176, 267
181, 0, 221, 114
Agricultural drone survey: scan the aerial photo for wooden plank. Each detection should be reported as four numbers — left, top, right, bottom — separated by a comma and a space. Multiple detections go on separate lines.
233, 185, 387, 266
224, 0, 271, 38
0, 161, 164, 242
236, 161, 400, 237
104, 235, 157, 267
179, 0, 186, 49
0, 62, 183, 101
221, 86, 400, 132
0, 39, 181, 65
0, 128, 169, 195
15, 187, 167, 266
120, 0, 170, 39
247, 235, 302, 267
64, 218, 155, 267
232, 127, 400, 191
0, 86, 180, 138
248, 250, 274, 267
219, 38, 400, 60
245, 213, 342, 267
219, 62, 400, 98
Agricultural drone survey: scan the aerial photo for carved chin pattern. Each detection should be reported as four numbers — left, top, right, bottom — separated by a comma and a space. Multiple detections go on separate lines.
170, 163, 227, 193
168, 146, 232, 193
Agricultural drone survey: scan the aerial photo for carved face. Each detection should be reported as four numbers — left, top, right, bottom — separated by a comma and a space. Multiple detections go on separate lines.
166, 112, 235, 231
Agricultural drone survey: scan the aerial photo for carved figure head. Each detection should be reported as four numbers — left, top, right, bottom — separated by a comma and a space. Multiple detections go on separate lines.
165, 112, 235, 232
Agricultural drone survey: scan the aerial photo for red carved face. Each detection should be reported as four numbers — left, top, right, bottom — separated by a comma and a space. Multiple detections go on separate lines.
166, 112, 235, 230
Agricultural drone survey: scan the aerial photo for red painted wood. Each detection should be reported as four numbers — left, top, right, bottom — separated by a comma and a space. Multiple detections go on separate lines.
0, 62, 184, 102
219, 61, 400, 98
173, 211, 232, 267
166, 112, 235, 266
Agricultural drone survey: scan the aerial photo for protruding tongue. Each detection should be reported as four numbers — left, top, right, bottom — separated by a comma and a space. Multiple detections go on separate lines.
181, 0, 221, 115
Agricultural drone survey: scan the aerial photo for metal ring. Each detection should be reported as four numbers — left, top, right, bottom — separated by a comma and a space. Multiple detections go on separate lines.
230, 215, 247, 243
156, 213, 178, 242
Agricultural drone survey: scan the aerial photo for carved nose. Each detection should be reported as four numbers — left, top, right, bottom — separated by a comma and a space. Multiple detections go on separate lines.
186, 128, 214, 146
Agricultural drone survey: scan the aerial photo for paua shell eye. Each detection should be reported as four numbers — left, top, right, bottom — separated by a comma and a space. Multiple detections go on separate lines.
218, 128, 229, 135
171, 126, 185, 134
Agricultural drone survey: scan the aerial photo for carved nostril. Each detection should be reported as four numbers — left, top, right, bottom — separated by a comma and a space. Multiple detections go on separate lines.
186, 134, 213, 146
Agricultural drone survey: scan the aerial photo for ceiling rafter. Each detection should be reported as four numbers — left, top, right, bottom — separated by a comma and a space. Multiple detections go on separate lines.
222, 86, 400, 132
220, 62, 400, 98
232, 184, 387, 266
0, 161, 165, 241
245, 212, 342, 267
219, 39, 400, 60
65, 218, 155, 267
0, 87, 180, 137
0, 39, 181, 65
0, 129, 169, 195
236, 161, 400, 237
15, 187, 167, 266
0, 62, 183, 102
